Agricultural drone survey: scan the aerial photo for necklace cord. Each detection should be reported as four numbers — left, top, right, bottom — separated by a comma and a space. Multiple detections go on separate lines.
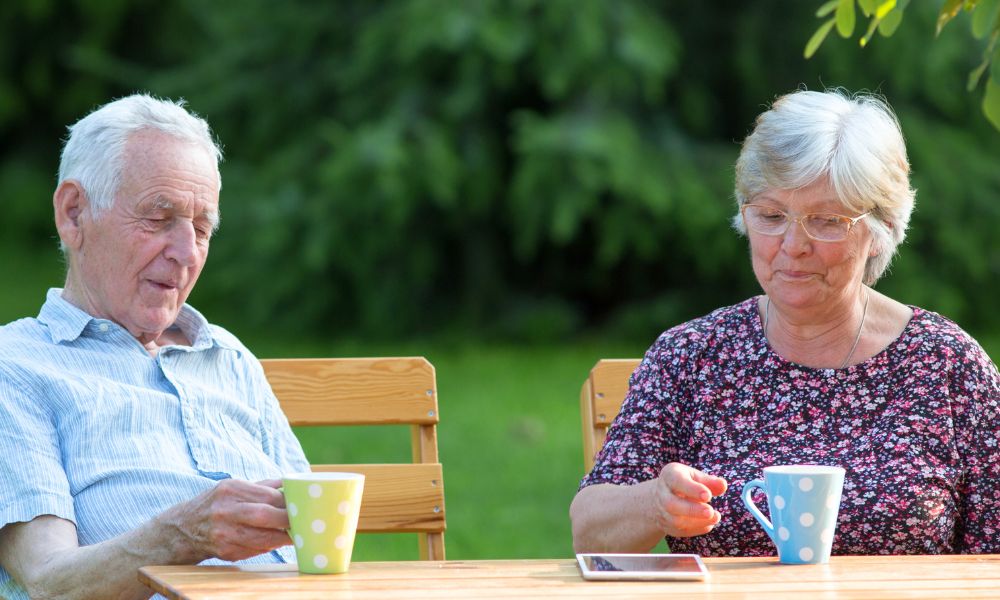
762, 291, 868, 369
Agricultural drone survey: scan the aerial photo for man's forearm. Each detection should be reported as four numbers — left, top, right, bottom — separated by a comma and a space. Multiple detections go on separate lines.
0, 510, 202, 600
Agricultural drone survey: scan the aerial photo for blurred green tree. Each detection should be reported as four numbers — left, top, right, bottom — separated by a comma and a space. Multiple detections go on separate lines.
1, 0, 998, 347
806, 0, 1000, 129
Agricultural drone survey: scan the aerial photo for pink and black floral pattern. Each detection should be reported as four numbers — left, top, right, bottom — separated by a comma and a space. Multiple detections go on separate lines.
580, 298, 1000, 555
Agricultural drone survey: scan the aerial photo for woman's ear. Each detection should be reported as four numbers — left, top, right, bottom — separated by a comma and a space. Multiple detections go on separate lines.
53, 180, 88, 251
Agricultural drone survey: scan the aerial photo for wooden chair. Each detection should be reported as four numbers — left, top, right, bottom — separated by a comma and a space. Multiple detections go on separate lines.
579, 358, 642, 472
261, 357, 446, 560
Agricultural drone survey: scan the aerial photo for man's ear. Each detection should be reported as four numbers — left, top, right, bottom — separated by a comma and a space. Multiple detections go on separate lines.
53, 180, 88, 251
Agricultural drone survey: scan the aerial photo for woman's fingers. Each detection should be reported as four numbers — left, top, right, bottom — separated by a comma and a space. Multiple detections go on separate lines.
655, 463, 728, 538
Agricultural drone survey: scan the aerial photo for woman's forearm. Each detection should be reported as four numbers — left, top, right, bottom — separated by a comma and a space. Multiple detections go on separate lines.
569, 481, 666, 553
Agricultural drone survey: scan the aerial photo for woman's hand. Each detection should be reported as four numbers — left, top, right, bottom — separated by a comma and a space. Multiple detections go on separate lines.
649, 463, 728, 538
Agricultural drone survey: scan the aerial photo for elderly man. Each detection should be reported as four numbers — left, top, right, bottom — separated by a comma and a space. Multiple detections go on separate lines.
0, 95, 310, 599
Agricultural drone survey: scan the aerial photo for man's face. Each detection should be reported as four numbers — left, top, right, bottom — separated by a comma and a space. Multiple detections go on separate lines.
70, 129, 220, 342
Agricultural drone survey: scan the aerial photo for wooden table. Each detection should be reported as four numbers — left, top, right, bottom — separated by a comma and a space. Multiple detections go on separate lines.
140, 555, 1000, 599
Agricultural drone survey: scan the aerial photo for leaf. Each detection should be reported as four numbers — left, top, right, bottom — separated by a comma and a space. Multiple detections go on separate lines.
972, 0, 1000, 39
936, 0, 965, 35
982, 78, 1000, 131
878, 7, 905, 36
858, 0, 878, 17
968, 57, 990, 91
805, 17, 837, 58
993, 44, 1000, 85
836, 0, 856, 36
817, 0, 839, 18
875, 0, 897, 19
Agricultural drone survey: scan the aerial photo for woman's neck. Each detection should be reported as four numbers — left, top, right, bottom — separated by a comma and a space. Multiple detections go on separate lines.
762, 288, 869, 369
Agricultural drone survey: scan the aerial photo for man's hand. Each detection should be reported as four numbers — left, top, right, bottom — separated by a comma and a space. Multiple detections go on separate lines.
164, 478, 292, 562
649, 463, 728, 538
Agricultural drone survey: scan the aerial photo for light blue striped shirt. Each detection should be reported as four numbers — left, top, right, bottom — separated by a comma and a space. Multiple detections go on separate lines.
0, 289, 310, 599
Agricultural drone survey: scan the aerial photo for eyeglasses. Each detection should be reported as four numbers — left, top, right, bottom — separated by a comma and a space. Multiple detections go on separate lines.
741, 204, 870, 242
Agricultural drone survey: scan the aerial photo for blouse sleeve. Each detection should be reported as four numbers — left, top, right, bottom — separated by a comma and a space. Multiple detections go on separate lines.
579, 329, 696, 489
950, 340, 1000, 553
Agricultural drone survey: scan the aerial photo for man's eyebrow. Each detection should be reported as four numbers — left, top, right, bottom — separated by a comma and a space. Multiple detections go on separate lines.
152, 196, 174, 211
202, 209, 220, 232
150, 196, 220, 232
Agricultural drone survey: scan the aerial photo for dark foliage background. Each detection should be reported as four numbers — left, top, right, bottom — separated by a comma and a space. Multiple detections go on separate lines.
2, 0, 998, 348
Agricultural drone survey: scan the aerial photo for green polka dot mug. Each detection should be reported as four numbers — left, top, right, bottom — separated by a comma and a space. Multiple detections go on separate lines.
741, 465, 845, 564
283, 472, 365, 574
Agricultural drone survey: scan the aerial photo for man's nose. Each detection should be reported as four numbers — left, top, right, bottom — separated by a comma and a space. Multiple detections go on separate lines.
164, 222, 199, 267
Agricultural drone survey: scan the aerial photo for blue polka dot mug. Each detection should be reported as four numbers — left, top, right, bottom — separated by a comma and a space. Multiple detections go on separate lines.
741, 465, 845, 564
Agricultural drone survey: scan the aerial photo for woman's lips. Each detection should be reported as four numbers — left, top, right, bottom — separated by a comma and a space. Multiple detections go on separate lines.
777, 270, 814, 281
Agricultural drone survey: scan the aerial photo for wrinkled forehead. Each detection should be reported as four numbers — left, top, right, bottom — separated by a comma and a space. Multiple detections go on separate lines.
121, 128, 221, 188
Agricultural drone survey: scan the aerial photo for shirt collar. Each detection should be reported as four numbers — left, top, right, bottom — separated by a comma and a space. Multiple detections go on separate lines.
37, 287, 240, 354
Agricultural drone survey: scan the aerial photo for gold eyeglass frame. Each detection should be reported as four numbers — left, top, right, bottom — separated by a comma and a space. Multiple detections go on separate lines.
741, 204, 870, 242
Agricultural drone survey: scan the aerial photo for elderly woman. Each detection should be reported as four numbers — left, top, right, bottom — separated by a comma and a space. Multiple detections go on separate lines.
570, 89, 1000, 556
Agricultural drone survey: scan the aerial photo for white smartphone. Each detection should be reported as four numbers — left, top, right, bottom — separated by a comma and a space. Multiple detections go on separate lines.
576, 553, 709, 581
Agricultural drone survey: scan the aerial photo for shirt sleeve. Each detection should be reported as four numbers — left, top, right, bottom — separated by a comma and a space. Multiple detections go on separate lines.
579, 330, 694, 489
0, 362, 76, 531
951, 342, 1000, 553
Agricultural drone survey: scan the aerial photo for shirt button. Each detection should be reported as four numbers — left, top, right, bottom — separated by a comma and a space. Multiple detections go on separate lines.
98, 323, 110, 333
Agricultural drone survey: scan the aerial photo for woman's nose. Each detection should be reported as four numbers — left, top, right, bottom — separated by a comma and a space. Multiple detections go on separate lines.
780, 218, 812, 254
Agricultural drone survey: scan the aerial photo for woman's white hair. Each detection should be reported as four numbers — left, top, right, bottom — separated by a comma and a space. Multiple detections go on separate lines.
732, 88, 915, 285
58, 93, 223, 217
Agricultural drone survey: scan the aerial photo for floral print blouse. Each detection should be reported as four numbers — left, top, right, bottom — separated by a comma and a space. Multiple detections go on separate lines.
580, 298, 1000, 555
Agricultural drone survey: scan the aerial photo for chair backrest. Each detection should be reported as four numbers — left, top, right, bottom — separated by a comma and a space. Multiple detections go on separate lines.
579, 358, 642, 472
261, 357, 446, 560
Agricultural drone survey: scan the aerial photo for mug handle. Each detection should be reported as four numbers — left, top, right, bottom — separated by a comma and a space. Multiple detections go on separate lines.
741, 479, 776, 543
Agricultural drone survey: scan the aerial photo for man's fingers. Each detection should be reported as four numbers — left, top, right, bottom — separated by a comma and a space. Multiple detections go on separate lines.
238, 503, 291, 530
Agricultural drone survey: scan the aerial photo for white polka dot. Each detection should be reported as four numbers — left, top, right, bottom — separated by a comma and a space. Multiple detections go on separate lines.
294, 534, 304, 548
820, 528, 833, 543
288, 502, 298, 517
338, 500, 351, 515
309, 484, 323, 498
313, 554, 328, 569
774, 495, 786, 510
778, 527, 790, 541
799, 547, 814, 562
826, 494, 839, 509
312, 519, 326, 533
799, 477, 814, 492
800, 512, 815, 527
335, 535, 349, 549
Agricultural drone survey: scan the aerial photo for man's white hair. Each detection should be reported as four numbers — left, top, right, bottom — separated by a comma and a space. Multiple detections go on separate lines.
58, 93, 223, 218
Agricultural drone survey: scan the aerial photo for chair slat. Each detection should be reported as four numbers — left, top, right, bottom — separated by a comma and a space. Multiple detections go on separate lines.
310, 463, 445, 533
590, 359, 640, 426
263, 357, 438, 426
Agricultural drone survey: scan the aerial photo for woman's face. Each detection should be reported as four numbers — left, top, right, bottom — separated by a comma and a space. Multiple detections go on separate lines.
747, 179, 874, 312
